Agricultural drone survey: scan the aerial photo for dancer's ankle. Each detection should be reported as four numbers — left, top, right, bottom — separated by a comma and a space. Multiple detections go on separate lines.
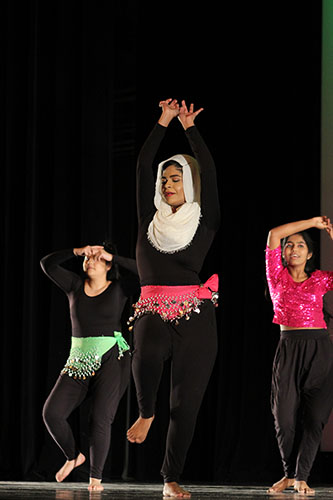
88, 477, 104, 491
127, 415, 154, 443
163, 481, 191, 498
55, 452, 86, 483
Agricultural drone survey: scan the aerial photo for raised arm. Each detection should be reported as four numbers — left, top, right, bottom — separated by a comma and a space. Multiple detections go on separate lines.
267, 216, 333, 250
40, 249, 82, 293
178, 100, 220, 229
93, 247, 138, 276
113, 255, 138, 275
41, 245, 104, 293
136, 99, 179, 222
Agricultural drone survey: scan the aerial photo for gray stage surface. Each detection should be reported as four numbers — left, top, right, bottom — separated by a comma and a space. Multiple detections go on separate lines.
0, 482, 333, 499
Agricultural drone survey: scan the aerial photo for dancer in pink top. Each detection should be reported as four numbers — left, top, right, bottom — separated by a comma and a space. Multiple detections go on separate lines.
266, 216, 333, 495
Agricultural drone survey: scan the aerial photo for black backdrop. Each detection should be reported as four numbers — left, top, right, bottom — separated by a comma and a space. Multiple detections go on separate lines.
1, 0, 330, 486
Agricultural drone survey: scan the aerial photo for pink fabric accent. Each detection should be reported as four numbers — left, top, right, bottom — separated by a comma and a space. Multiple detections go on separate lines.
265, 245, 333, 328
196, 274, 219, 299
141, 274, 219, 300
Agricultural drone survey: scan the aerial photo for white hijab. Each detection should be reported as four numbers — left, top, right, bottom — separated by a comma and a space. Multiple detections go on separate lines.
147, 154, 201, 253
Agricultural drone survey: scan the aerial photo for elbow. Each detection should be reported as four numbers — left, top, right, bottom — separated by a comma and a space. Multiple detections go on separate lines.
40, 257, 46, 271
268, 227, 280, 239
40, 256, 50, 274
267, 228, 281, 250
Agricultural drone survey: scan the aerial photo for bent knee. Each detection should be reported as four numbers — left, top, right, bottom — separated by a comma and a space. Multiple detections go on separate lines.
42, 402, 64, 426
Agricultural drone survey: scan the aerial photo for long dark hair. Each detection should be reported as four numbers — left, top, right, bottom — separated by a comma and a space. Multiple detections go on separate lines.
103, 241, 119, 280
281, 230, 316, 276
162, 160, 183, 173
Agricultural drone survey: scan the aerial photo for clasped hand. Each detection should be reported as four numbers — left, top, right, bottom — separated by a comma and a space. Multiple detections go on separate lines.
158, 98, 204, 130
314, 216, 333, 239
73, 245, 113, 262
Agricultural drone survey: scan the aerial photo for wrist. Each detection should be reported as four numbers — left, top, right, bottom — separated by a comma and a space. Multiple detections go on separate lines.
309, 217, 319, 228
158, 115, 173, 127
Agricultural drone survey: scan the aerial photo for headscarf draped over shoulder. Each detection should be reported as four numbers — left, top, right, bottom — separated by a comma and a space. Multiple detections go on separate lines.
147, 154, 201, 254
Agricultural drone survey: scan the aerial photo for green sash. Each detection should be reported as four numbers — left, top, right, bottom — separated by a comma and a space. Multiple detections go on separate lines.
61, 332, 130, 379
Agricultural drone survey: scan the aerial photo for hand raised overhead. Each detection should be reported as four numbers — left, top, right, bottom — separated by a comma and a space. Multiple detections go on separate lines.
178, 100, 204, 130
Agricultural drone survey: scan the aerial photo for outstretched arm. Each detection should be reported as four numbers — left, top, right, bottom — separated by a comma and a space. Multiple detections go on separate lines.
267, 216, 333, 250
136, 99, 179, 222
178, 100, 220, 229
177, 100, 204, 131
158, 98, 180, 126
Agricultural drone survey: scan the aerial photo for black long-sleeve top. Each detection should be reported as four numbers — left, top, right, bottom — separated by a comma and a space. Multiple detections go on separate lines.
136, 123, 220, 286
40, 249, 138, 338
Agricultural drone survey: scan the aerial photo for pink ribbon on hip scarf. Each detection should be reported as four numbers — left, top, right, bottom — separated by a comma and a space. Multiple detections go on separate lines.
196, 274, 219, 299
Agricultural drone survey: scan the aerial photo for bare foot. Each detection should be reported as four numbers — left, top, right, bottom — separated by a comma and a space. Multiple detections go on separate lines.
55, 452, 86, 482
163, 482, 191, 498
127, 415, 154, 443
88, 477, 104, 491
267, 477, 295, 493
294, 481, 315, 495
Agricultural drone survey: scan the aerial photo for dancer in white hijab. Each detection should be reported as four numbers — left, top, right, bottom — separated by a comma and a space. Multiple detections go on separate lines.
147, 152, 201, 254
127, 99, 220, 498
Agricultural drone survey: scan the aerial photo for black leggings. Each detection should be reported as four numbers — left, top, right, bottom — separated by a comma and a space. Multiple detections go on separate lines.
43, 347, 130, 480
132, 300, 218, 483
271, 329, 333, 482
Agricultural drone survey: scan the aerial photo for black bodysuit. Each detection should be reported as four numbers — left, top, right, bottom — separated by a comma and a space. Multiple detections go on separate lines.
132, 123, 220, 484
41, 249, 138, 480
40, 249, 138, 337
136, 123, 220, 285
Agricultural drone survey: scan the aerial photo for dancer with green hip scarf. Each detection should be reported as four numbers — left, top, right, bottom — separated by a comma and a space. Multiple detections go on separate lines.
41, 243, 137, 491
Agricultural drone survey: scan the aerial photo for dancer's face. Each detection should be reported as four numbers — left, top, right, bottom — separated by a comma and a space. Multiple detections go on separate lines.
283, 233, 312, 268
83, 254, 111, 278
161, 165, 185, 211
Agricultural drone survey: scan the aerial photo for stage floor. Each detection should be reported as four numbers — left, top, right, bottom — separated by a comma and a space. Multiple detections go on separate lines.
0, 482, 333, 499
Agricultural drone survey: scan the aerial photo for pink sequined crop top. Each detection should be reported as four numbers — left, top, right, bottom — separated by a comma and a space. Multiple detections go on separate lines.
265, 245, 333, 328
